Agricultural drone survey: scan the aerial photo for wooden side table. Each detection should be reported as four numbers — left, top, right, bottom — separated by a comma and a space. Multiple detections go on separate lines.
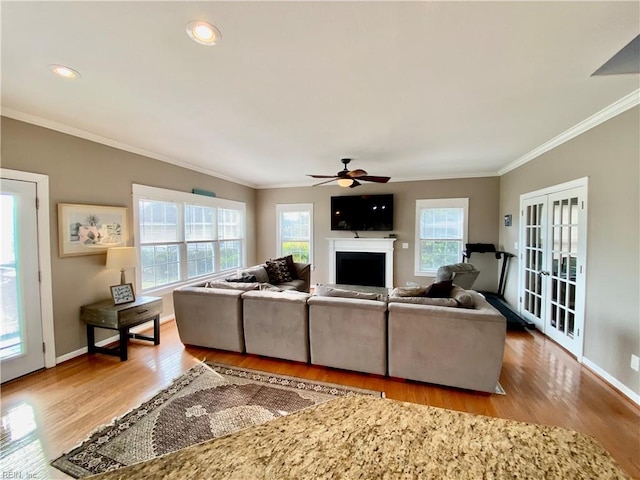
81, 296, 162, 361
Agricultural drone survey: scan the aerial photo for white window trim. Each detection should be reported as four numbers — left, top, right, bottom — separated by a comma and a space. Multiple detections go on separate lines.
132, 184, 247, 296
276, 203, 313, 265
414, 197, 469, 276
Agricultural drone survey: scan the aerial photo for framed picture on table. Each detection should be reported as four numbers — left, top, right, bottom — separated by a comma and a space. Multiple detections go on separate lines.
110, 283, 135, 305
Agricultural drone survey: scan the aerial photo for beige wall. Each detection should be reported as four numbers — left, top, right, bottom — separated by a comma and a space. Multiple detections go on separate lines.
499, 106, 640, 396
256, 176, 501, 291
1, 117, 257, 358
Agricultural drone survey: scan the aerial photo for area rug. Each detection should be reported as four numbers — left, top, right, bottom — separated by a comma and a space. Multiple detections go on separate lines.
87, 395, 630, 480
51, 362, 383, 478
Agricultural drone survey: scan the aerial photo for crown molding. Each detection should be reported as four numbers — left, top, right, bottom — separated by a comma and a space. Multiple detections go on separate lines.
258, 171, 500, 190
499, 89, 640, 176
0, 107, 257, 189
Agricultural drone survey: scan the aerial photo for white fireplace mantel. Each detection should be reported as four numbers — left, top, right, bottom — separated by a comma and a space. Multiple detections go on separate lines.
328, 237, 396, 288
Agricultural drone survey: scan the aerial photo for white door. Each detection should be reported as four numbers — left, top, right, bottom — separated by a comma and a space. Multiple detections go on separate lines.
520, 195, 547, 330
1, 178, 44, 382
519, 180, 587, 359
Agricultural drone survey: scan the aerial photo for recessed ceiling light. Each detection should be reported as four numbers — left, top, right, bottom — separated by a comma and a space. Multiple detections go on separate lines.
186, 21, 221, 46
49, 64, 81, 79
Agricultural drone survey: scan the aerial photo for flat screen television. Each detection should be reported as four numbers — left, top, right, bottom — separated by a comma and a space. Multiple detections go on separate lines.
331, 194, 394, 231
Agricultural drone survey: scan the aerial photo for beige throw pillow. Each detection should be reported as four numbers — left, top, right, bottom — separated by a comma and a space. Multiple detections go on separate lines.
450, 286, 475, 308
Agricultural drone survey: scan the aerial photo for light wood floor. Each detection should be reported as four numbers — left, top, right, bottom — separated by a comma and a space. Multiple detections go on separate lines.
2, 320, 639, 479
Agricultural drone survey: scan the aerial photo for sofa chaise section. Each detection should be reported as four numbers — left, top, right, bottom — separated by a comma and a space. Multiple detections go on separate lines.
388, 291, 506, 393
242, 290, 311, 362
173, 286, 245, 352
308, 296, 388, 376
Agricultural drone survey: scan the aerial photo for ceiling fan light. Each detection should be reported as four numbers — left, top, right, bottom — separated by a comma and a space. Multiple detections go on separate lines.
337, 178, 354, 187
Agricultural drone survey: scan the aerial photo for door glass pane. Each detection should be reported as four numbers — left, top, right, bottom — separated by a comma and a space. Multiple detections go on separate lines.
567, 312, 575, 338
569, 283, 576, 310
0, 193, 23, 360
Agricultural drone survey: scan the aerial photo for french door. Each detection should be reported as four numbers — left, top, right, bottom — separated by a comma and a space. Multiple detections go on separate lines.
1, 178, 45, 382
519, 179, 587, 359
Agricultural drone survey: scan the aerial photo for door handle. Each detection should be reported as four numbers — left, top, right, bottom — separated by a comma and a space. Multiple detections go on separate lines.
537, 270, 550, 276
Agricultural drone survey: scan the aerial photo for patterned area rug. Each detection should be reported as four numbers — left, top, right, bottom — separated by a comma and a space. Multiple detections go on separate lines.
51, 363, 383, 478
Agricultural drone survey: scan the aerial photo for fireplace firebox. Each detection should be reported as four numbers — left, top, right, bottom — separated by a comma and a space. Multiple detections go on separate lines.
335, 252, 385, 287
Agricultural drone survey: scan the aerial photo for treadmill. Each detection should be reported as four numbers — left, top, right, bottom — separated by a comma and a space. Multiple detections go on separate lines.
463, 243, 534, 330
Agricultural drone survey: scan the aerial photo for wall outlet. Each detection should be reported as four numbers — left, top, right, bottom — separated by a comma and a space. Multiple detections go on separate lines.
631, 354, 639, 372
514, 242, 518, 250
402, 242, 409, 249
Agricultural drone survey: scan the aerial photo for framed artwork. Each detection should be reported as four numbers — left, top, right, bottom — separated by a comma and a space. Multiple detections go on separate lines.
58, 203, 128, 257
110, 283, 135, 305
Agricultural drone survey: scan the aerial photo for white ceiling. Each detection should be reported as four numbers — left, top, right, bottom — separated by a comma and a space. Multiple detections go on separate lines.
2, 1, 639, 188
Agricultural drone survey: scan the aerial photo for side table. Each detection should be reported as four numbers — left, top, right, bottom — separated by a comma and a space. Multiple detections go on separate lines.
81, 296, 162, 361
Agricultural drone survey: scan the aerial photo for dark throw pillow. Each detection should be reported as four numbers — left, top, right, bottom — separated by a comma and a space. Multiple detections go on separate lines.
268, 255, 298, 280
265, 258, 293, 284
426, 279, 454, 298
281, 254, 299, 280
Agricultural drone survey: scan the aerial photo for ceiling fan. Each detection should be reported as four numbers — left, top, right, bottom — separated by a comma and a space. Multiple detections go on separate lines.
307, 158, 391, 188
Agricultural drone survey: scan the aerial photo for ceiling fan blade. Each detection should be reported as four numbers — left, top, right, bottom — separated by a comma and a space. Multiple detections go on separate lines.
359, 175, 391, 183
312, 178, 338, 187
349, 179, 361, 188
347, 169, 368, 178
307, 174, 338, 179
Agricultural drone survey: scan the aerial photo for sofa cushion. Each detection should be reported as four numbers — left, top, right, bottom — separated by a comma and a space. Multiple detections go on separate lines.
240, 265, 270, 284
205, 281, 262, 291
242, 290, 311, 303
205, 281, 283, 292
390, 286, 430, 297
314, 285, 384, 301
225, 273, 257, 283
265, 257, 294, 284
388, 296, 458, 307
277, 279, 308, 291
426, 280, 454, 298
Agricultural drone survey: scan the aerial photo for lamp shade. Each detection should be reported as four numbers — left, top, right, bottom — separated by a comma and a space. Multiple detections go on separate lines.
106, 247, 139, 285
106, 247, 138, 269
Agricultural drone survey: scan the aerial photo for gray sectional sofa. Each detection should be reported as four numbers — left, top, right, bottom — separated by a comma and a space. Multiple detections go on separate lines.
172, 277, 507, 393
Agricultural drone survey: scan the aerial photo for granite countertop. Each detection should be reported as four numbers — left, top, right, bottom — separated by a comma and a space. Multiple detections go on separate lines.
88, 396, 629, 480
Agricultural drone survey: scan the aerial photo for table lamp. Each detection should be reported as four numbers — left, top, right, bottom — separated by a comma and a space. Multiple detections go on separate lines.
106, 247, 139, 285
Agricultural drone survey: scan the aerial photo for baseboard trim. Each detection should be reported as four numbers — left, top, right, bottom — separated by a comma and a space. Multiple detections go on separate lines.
55, 315, 175, 365
582, 357, 640, 407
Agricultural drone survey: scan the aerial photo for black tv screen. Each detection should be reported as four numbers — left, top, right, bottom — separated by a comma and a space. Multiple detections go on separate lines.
331, 194, 394, 231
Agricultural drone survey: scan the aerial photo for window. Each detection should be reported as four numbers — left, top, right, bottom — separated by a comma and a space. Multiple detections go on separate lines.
276, 204, 313, 264
134, 184, 246, 293
415, 198, 468, 275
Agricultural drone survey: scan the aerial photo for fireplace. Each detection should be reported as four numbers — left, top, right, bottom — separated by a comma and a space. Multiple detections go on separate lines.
328, 238, 396, 288
336, 252, 385, 287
